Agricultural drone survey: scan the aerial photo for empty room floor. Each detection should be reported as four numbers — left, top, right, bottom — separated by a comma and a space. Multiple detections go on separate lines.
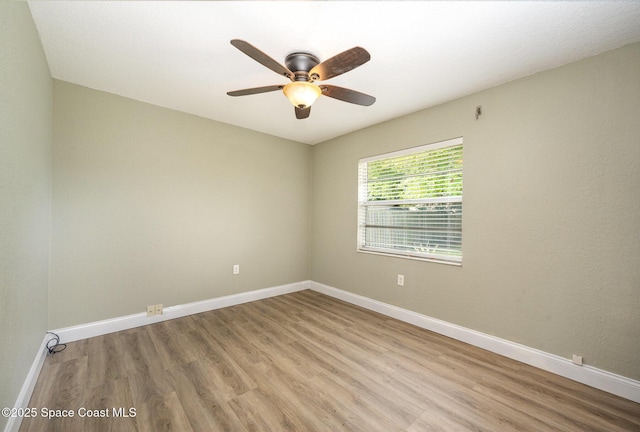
20, 290, 640, 431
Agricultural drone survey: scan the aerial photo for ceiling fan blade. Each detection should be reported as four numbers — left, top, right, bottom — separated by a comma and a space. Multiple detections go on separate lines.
295, 106, 311, 119
230, 39, 293, 80
320, 85, 376, 106
227, 85, 283, 97
309, 47, 370, 81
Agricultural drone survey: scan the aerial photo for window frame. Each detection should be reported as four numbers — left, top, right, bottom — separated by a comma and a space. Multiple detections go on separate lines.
357, 137, 463, 265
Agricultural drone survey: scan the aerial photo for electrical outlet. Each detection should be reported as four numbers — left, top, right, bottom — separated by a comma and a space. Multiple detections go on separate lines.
146, 305, 156, 317
233, 264, 240, 275
572, 354, 583, 366
397, 274, 405, 286
155, 304, 163, 315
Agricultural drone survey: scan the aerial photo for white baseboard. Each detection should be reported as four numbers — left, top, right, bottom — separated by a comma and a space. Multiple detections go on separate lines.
53, 280, 310, 343
4, 334, 50, 432
309, 281, 640, 404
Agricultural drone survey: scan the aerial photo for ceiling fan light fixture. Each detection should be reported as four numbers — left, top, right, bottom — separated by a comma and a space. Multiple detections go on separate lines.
283, 81, 322, 109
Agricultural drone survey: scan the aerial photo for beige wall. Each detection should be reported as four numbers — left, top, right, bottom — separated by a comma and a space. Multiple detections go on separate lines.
0, 2, 52, 426
50, 81, 311, 329
311, 43, 640, 380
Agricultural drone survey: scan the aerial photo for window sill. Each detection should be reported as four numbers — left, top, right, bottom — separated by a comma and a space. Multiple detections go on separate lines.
357, 248, 462, 266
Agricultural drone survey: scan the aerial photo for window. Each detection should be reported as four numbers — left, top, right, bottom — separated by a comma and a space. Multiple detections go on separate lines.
357, 137, 463, 264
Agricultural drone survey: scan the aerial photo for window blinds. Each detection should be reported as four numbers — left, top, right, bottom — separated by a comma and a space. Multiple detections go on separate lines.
358, 137, 463, 264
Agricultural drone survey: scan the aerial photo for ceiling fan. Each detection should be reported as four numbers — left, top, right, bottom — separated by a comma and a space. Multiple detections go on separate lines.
227, 39, 376, 120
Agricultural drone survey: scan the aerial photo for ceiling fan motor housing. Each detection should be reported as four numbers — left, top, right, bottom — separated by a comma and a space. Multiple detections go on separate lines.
285, 52, 320, 81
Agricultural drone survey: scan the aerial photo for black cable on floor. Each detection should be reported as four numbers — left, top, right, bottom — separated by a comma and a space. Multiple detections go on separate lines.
45, 331, 67, 355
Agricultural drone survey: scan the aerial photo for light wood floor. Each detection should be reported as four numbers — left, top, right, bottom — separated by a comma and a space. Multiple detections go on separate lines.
21, 290, 639, 431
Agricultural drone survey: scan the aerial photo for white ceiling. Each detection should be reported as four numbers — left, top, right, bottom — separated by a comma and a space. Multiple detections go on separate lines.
29, 1, 640, 145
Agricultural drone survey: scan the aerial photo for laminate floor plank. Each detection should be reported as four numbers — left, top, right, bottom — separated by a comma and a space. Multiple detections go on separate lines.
236, 302, 300, 345
20, 290, 640, 432
136, 391, 193, 432
228, 388, 301, 432
307, 371, 406, 432
144, 319, 198, 369
198, 311, 269, 368
85, 333, 128, 389
244, 329, 325, 379
82, 377, 137, 432
240, 361, 328, 432
119, 330, 173, 407
287, 319, 398, 381
165, 361, 247, 432
281, 331, 424, 430
521, 363, 640, 428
